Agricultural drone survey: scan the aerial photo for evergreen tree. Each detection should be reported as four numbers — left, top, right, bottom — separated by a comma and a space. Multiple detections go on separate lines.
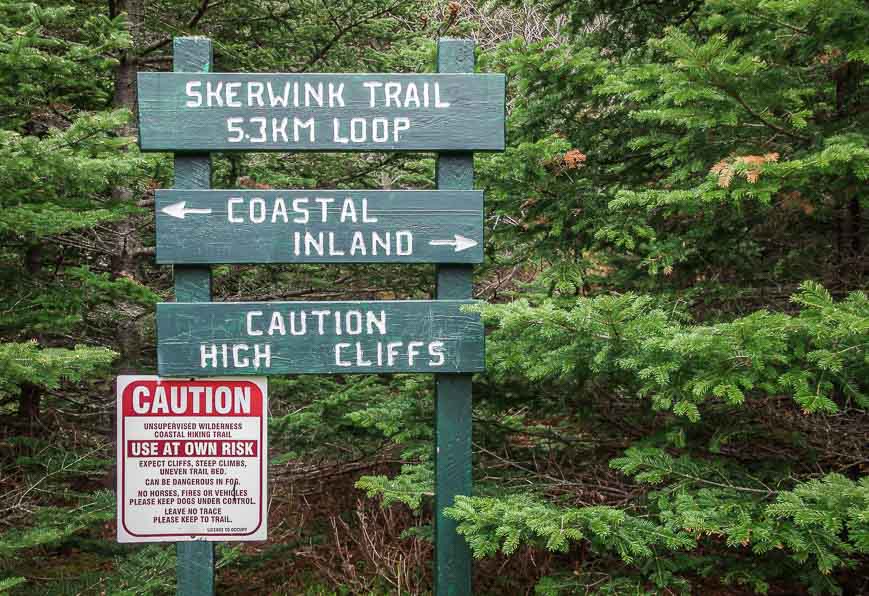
1, 0, 866, 593
360, 0, 869, 593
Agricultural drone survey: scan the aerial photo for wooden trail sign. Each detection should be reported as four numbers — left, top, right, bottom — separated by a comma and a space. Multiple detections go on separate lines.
137, 73, 505, 152
156, 189, 484, 264
156, 300, 484, 376
136, 35, 495, 596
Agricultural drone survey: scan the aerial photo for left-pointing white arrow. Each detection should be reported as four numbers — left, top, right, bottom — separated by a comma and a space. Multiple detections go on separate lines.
161, 201, 212, 220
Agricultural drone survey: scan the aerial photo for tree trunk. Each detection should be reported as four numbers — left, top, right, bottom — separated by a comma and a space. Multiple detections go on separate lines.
18, 382, 41, 424
111, 0, 146, 368
833, 61, 865, 281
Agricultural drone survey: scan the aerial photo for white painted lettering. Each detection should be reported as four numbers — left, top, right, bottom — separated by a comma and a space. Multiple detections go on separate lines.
267, 81, 290, 107
200, 344, 218, 368
292, 198, 310, 223
185, 81, 202, 107
311, 310, 330, 335
206, 81, 224, 106
232, 344, 249, 367
362, 199, 377, 223
327, 233, 344, 256
228, 197, 244, 222
350, 118, 366, 142
407, 341, 423, 366
363, 81, 383, 107
272, 117, 289, 143
304, 82, 323, 107
253, 343, 271, 369
328, 82, 345, 107
346, 310, 362, 335
372, 231, 390, 255
272, 198, 288, 223
225, 82, 242, 107
404, 83, 420, 108
333, 118, 349, 144
227, 117, 244, 142
350, 232, 366, 255
289, 312, 307, 336
366, 310, 387, 335
335, 343, 352, 367
428, 341, 445, 366
434, 82, 450, 108
372, 117, 388, 142
396, 230, 413, 255
247, 81, 264, 106
386, 342, 401, 366
249, 198, 266, 223
304, 231, 324, 255
356, 343, 372, 366
384, 82, 401, 107
315, 197, 334, 222
246, 311, 264, 336
294, 117, 315, 142
215, 386, 232, 413
340, 198, 357, 223
393, 117, 410, 142
267, 311, 285, 335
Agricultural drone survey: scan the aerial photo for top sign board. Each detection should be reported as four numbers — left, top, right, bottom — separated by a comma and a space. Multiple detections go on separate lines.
137, 73, 506, 152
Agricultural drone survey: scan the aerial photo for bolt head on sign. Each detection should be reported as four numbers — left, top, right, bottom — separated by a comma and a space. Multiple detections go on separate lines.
116, 376, 267, 542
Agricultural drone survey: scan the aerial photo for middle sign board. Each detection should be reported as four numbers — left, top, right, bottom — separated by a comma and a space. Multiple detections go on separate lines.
157, 300, 484, 376
156, 189, 484, 264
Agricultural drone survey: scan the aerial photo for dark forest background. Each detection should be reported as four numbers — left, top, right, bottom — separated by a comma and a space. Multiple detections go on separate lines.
0, 0, 867, 594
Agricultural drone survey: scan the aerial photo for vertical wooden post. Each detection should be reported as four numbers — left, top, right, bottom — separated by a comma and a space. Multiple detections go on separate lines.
172, 36, 215, 596
435, 38, 474, 596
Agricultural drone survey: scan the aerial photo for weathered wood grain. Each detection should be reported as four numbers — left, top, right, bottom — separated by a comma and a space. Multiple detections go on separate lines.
172, 36, 216, 596
434, 38, 475, 596
155, 189, 484, 264
137, 73, 505, 152
157, 300, 484, 376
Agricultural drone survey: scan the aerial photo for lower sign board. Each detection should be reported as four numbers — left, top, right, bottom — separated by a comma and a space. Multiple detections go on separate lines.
156, 189, 484, 264
116, 376, 268, 542
157, 300, 484, 376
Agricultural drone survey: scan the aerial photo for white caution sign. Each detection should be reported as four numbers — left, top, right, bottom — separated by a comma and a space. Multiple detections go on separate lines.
116, 376, 268, 542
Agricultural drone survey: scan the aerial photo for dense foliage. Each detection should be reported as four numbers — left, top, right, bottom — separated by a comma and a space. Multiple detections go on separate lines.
0, 0, 866, 594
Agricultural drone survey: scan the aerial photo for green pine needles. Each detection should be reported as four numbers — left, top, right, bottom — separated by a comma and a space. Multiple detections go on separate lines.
474, 282, 868, 419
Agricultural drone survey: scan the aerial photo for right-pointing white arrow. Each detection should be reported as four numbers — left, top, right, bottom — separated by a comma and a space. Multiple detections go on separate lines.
429, 234, 478, 252
161, 201, 213, 220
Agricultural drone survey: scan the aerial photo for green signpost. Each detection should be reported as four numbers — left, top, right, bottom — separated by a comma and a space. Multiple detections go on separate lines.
139, 36, 504, 596
170, 37, 216, 596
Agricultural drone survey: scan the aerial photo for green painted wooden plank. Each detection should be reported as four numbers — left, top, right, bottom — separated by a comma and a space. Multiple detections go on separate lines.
137, 72, 505, 152
176, 542, 214, 595
156, 189, 484, 264
434, 38, 476, 596
172, 37, 215, 596
157, 300, 484, 376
